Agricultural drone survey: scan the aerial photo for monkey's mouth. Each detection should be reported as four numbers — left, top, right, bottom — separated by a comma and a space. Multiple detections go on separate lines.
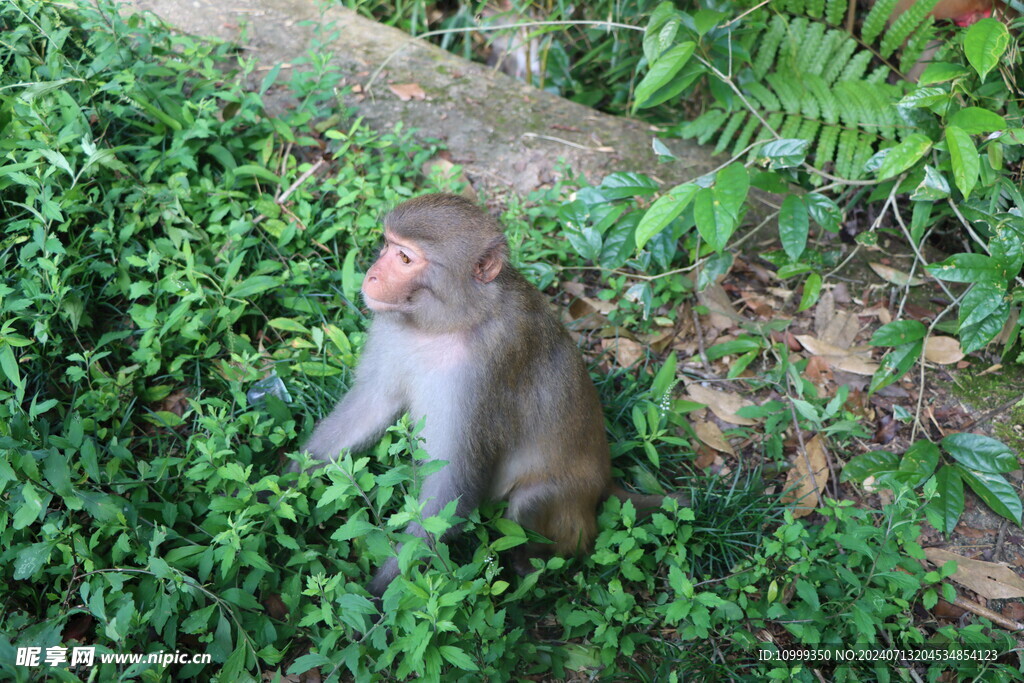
362, 292, 403, 312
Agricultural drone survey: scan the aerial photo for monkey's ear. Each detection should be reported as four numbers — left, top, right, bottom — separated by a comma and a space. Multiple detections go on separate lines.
474, 237, 507, 283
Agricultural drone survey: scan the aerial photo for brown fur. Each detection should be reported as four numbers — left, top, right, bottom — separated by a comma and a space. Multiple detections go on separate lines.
298, 193, 679, 595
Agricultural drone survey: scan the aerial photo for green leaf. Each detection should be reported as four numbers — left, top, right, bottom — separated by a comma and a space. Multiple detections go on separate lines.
911, 166, 950, 201
956, 466, 1023, 525
13, 542, 52, 580
439, 645, 480, 671
598, 172, 660, 199
963, 18, 1010, 80
228, 275, 280, 299
633, 42, 696, 110
714, 163, 749, 221
897, 440, 940, 487
944, 126, 979, 199
14, 482, 43, 529
927, 465, 964, 535
870, 320, 927, 346
0, 344, 21, 387
876, 133, 932, 180
642, 2, 681, 63
341, 249, 362, 303
926, 253, 1006, 283
942, 433, 1018, 473
651, 352, 678, 398
635, 183, 698, 249
841, 450, 900, 482
869, 340, 922, 394
268, 317, 310, 334
759, 139, 811, 169
805, 193, 841, 233
948, 107, 1007, 135
779, 195, 809, 261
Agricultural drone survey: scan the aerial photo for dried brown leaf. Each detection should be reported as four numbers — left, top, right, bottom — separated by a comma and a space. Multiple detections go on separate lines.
782, 434, 829, 518
685, 383, 758, 426
925, 548, 1024, 599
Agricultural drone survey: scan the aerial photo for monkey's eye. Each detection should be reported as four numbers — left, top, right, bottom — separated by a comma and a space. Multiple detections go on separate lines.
399, 252, 411, 264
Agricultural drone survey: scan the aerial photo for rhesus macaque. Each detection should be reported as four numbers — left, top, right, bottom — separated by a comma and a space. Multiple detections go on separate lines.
295, 193, 678, 596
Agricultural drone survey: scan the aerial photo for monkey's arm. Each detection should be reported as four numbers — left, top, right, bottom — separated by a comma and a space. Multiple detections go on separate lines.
294, 333, 407, 469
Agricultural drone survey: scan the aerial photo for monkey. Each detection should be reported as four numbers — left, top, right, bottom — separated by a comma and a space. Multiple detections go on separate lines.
292, 193, 681, 596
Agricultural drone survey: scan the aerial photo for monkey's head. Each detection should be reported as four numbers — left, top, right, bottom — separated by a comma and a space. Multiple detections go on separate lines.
362, 193, 509, 332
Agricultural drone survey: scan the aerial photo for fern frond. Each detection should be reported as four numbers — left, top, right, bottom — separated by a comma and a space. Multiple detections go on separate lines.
798, 119, 821, 144
780, 114, 804, 138
821, 35, 858, 85
806, 0, 825, 19
824, 0, 847, 26
754, 15, 789, 80
714, 111, 749, 155
880, 0, 938, 58
682, 109, 730, 145
835, 129, 860, 178
775, 17, 809, 72
795, 21, 827, 72
815, 124, 841, 168
733, 115, 762, 156
850, 134, 875, 178
767, 72, 803, 115
900, 17, 937, 74
838, 50, 872, 82
861, 0, 898, 44
804, 74, 839, 123
747, 81, 782, 112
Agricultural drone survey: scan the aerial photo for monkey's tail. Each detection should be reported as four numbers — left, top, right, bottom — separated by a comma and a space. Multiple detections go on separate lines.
606, 485, 690, 517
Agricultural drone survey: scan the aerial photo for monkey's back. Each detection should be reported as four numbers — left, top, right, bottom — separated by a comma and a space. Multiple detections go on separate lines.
478, 267, 612, 506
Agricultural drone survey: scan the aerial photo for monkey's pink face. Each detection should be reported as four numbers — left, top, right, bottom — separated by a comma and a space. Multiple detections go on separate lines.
362, 232, 429, 312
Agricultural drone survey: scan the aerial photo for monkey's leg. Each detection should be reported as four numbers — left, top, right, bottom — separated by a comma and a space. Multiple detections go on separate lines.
506, 481, 599, 574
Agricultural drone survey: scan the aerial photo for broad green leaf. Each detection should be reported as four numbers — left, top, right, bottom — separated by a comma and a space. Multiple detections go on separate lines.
958, 297, 1009, 353
876, 133, 932, 180
926, 253, 1005, 283
439, 645, 480, 672
13, 542, 52, 580
956, 466, 1023, 525
233, 164, 282, 184
779, 194, 809, 261
963, 18, 1010, 80
870, 320, 927, 346
341, 248, 362, 302
942, 433, 1018, 473
944, 126, 979, 199
948, 107, 1007, 135
0, 344, 21, 387
759, 138, 811, 169
598, 172, 660, 199
642, 2, 680, 63
228, 275, 280, 299
268, 317, 309, 334
634, 41, 696, 110
651, 352, 678, 398
911, 166, 950, 201
635, 183, 698, 249
805, 193, 841, 232
714, 163, 749, 222
841, 450, 900, 482
694, 188, 730, 252
927, 466, 964, 536
869, 340, 922, 394
917, 62, 971, 84
798, 273, 822, 313
897, 440, 940, 487
959, 282, 1006, 328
